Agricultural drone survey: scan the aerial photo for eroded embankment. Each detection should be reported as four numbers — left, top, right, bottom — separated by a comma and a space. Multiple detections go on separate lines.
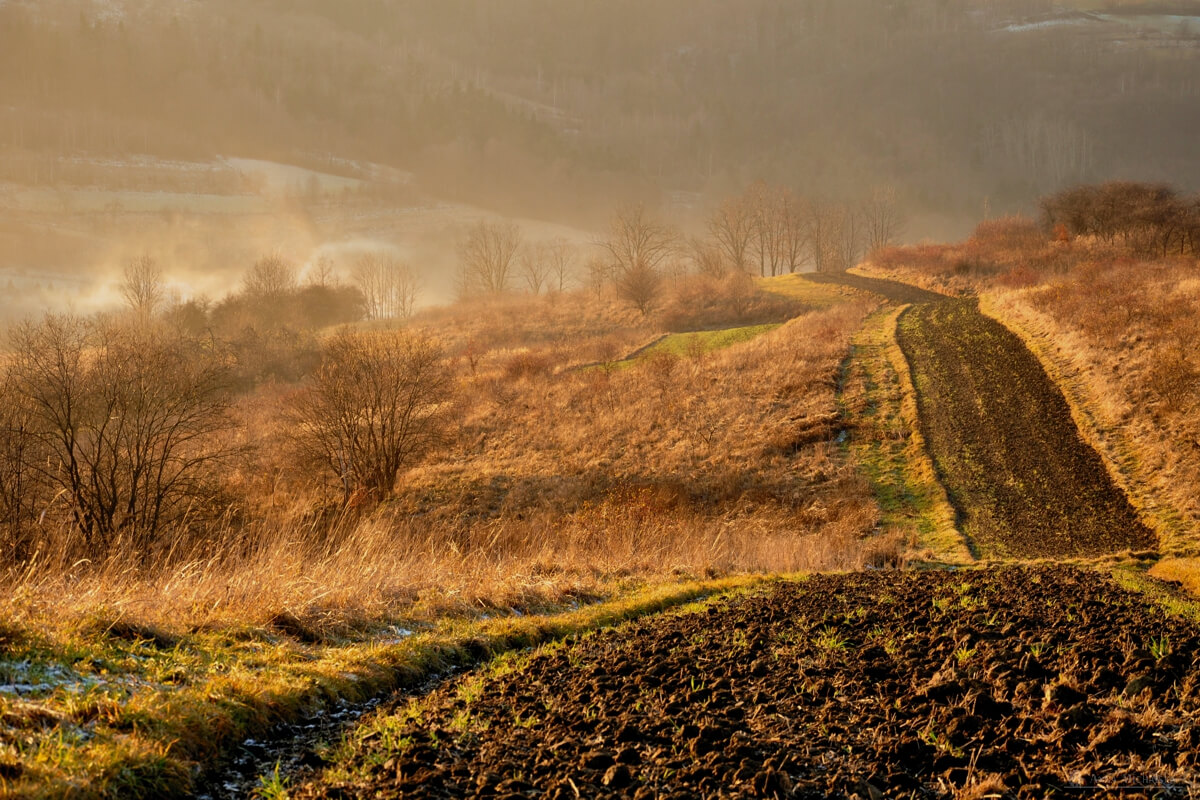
897, 299, 1154, 558
297, 568, 1200, 799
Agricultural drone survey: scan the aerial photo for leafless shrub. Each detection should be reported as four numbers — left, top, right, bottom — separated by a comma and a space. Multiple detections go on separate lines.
504, 350, 555, 381
1147, 346, 1198, 414
600, 204, 677, 315
288, 330, 457, 504
586, 255, 613, 299
1041, 182, 1197, 257
5, 316, 237, 557
352, 252, 419, 320
971, 216, 1045, 252
457, 220, 523, 296
121, 254, 164, 318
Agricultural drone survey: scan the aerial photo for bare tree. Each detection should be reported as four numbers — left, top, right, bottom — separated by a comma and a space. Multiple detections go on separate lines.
983, 114, 1095, 191
688, 236, 727, 278
708, 191, 755, 274
289, 331, 457, 503
748, 183, 808, 277
0, 369, 43, 561
306, 255, 337, 288
121, 254, 164, 318
6, 316, 236, 554
778, 190, 809, 274
457, 220, 523, 295
748, 182, 780, 277
806, 199, 838, 273
599, 204, 678, 314
585, 255, 613, 299
547, 238, 577, 292
518, 241, 552, 295
243, 254, 297, 300
863, 186, 905, 254
352, 253, 419, 320
833, 204, 865, 271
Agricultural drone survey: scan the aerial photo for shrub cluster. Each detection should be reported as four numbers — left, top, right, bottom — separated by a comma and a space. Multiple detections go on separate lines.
1041, 182, 1200, 257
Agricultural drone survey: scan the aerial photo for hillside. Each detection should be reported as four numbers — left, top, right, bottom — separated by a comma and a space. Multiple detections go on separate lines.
2, 0, 1199, 224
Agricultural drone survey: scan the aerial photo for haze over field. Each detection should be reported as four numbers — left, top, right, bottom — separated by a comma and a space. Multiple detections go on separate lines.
1, 0, 1199, 315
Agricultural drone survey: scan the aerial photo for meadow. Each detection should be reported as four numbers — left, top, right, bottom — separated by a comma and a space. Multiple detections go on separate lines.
0, 256, 895, 796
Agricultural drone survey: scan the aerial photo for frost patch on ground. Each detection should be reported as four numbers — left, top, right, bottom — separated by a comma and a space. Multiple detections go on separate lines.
0, 659, 174, 697
0, 661, 84, 696
375, 626, 415, 646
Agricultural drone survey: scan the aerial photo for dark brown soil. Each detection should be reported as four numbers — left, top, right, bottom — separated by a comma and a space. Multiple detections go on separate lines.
803, 271, 947, 305
897, 299, 1154, 558
298, 567, 1200, 799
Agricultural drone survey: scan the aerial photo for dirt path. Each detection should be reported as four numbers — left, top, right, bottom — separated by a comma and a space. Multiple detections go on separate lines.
803, 271, 946, 305
297, 567, 1200, 799
815, 271, 1153, 558
281, 275, 1177, 797
897, 299, 1154, 558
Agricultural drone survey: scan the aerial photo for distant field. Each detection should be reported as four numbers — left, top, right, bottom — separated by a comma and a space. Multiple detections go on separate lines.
6, 186, 270, 215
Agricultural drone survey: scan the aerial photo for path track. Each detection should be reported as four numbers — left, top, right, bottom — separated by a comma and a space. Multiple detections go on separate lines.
817, 271, 1153, 558
286, 273, 1180, 799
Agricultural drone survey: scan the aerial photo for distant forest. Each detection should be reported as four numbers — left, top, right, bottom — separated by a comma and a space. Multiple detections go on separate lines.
1, 0, 1199, 221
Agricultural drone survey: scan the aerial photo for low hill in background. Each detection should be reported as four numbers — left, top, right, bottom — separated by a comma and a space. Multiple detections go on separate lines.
1, 0, 1199, 228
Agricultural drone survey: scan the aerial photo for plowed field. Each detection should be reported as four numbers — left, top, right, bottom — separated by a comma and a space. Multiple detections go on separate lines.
897, 300, 1154, 558
811, 271, 1152, 558
298, 567, 1200, 799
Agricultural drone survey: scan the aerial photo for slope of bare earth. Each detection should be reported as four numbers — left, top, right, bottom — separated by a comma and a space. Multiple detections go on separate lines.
803, 271, 1153, 559
297, 566, 1200, 799
897, 299, 1155, 559
857, 232, 1200, 567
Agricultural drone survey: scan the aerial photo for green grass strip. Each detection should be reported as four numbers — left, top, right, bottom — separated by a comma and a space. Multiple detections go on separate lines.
840, 307, 971, 565
641, 324, 781, 358
759, 273, 856, 308
0, 575, 773, 799
1109, 561, 1200, 624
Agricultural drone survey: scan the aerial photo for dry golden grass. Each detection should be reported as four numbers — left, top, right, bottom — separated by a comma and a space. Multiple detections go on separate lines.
0, 280, 893, 797
404, 301, 882, 547
408, 289, 654, 370
1149, 557, 1200, 598
3, 282, 885, 640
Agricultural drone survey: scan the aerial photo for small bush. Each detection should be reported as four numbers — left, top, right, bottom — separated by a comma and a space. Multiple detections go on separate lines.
658, 273, 803, 332
1147, 347, 1198, 413
997, 265, 1041, 289
969, 216, 1045, 253
503, 350, 556, 380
